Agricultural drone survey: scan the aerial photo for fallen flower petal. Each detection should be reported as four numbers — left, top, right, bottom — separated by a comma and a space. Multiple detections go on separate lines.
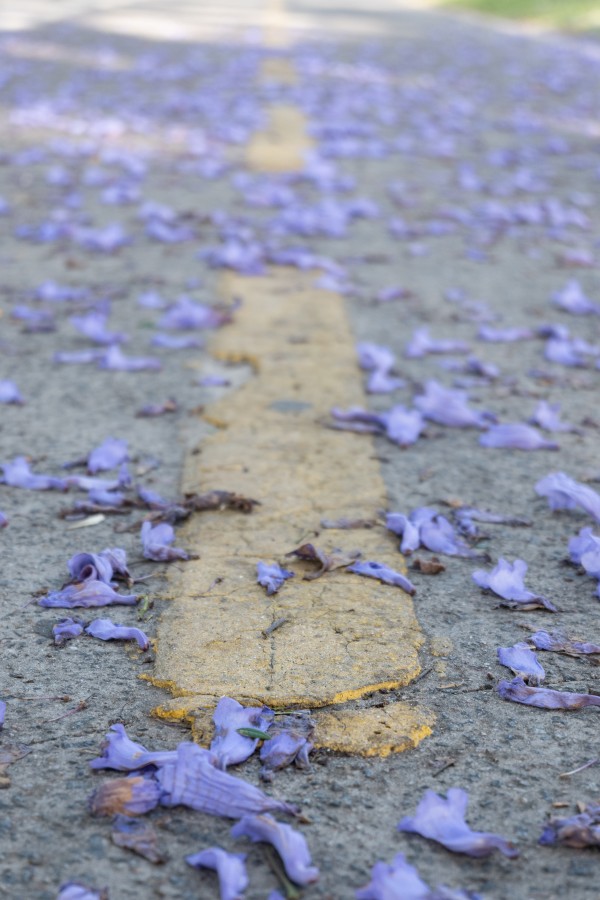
356, 851, 481, 900
141, 521, 189, 562
70, 312, 127, 345
480, 423, 559, 451
151, 333, 204, 350
540, 801, 600, 848
472, 558, 557, 612
497, 643, 545, 685
256, 562, 294, 595
380, 406, 425, 447
260, 712, 314, 782
535, 472, 600, 522
1, 456, 67, 491
53, 618, 84, 646
478, 325, 534, 342
420, 515, 481, 558
347, 560, 416, 595
136, 399, 179, 417
414, 381, 492, 428
210, 696, 274, 769
112, 814, 166, 864
54, 350, 104, 365
67, 552, 114, 584
231, 814, 319, 886
39, 580, 138, 608
398, 787, 518, 858
86, 618, 150, 650
57, 883, 108, 900
552, 280, 600, 315
186, 847, 248, 900
405, 327, 470, 359
529, 630, 600, 656
498, 677, 600, 710
89, 723, 176, 771
531, 401, 578, 433
88, 775, 161, 816
286, 543, 360, 579
0, 380, 24, 405
157, 742, 298, 818
99, 346, 161, 372
88, 438, 128, 473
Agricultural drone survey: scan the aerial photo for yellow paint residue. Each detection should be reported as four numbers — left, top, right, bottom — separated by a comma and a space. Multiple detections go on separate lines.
245, 104, 313, 173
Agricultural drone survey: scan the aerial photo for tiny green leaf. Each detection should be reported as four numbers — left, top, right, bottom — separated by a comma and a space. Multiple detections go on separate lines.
236, 727, 272, 741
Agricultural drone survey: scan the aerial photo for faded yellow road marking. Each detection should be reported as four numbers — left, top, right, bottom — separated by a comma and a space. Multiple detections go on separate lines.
246, 104, 312, 173
152, 268, 432, 753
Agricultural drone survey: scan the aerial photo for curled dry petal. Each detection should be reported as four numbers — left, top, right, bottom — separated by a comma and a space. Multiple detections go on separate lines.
88, 438, 128, 473
346, 560, 416, 595
480, 423, 559, 451
231, 814, 319, 886
39, 580, 138, 609
68, 552, 113, 584
89, 723, 176, 771
186, 847, 248, 900
57, 883, 108, 900
157, 742, 298, 818
88, 775, 161, 817
53, 618, 84, 646
497, 643, 545, 685
535, 472, 600, 522
414, 381, 492, 428
111, 815, 166, 865
256, 562, 294, 595
210, 696, 274, 769
141, 521, 189, 562
529, 630, 600, 656
86, 618, 150, 650
286, 543, 360, 579
498, 677, 600, 710
260, 713, 314, 782
398, 788, 519, 858
1, 456, 67, 491
540, 802, 600, 849
472, 558, 557, 611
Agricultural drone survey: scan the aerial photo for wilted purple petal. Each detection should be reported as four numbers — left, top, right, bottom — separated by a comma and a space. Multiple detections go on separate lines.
138, 291, 166, 309
0, 701, 6, 729
210, 696, 273, 769
552, 280, 600, 315
480, 423, 559, 451
74, 222, 130, 253
472, 558, 557, 611
53, 618, 84, 646
420, 515, 480, 558
70, 312, 127, 345
159, 297, 232, 330
99, 346, 161, 372
151, 333, 204, 350
141, 521, 189, 562
231, 814, 319, 886
88, 774, 161, 816
380, 406, 424, 447
39, 580, 138, 608
529, 630, 600, 656
498, 677, 600, 710
414, 381, 491, 428
347, 560, 416, 595
497, 643, 545, 685
88, 438, 128, 473
54, 350, 104, 365
478, 325, 534, 342
539, 802, 600, 848
1, 456, 67, 491
454, 507, 531, 537
186, 847, 248, 900
66, 473, 122, 492
89, 723, 176, 772
86, 618, 150, 650
0, 381, 24, 405
385, 512, 422, 554
357, 343, 404, 393
157, 742, 298, 818
203, 239, 265, 274
0, 512, 8, 528
398, 788, 518, 858
138, 487, 170, 509
405, 328, 470, 359
531, 401, 578, 433
68, 552, 114, 584
535, 472, 600, 522
99, 548, 130, 582
330, 406, 382, 433
87, 489, 126, 507
356, 852, 481, 900
260, 713, 314, 782
136, 399, 178, 417
257, 562, 294, 596
57, 883, 107, 900
568, 526, 599, 565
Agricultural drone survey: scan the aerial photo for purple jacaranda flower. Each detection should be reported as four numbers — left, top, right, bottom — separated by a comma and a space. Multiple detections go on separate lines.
210, 696, 274, 769
385, 512, 423, 554
186, 847, 248, 900
86, 618, 149, 650
11, 305, 55, 332
99, 345, 161, 371
0, 512, 8, 528
347, 560, 416, 595
151, 333, 204, 350
53, 618, 84, 646
569, 527, 600, 566
70, 312, 127, 345
88, 774, 161, 817
260, 714, 314, 782
39, 580, 138, 608
472, 558, 557, 611
544, 338, 587, 368
552, 280, 600, 315
381, 406, 425, 447
98, 548, 130, 581
203, 239, 265, 274
74, 223, 130, 253
88, 438, 128, 473
65, 472, 123, 492
454, 507, 531, 538
497, 643, 545, 685
405, 328, 470, 359
138, 291, 166, 310
356, 343, 405, 393
87, 489, 126, 507
535, 472, 600, 522
141, 521, 189, 562
0, 701, 5, 730
136, 399, 178, 417
477, 325, 534, 342
257, 562, 294, 596
398, 788, 518, 858
54, 350, 104, 365
159, 297, 232, 331
498, 677, 600, 710
479, 423, 559, 451
414, 381, 492, 428
419, 515, 483, 558
530, 401, 578, 433
536, 322, 571, 341
1, 456, 67, 491
157, 742, 298, 818
138, 487, 170, 509
529, 630, 600, 656
57, 882, 107, 900
356, 852, 481, 900
231, 814, 319, 886
540, 802, 600, 849
89, 723, 176, 772
0, 381, 24, 405
37, 281, 87, 303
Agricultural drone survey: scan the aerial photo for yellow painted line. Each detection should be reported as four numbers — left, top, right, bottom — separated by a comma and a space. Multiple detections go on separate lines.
151, 0, 432, 756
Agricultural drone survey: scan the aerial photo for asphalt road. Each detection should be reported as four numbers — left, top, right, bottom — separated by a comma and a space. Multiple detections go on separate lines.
1, 2, 600, 898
